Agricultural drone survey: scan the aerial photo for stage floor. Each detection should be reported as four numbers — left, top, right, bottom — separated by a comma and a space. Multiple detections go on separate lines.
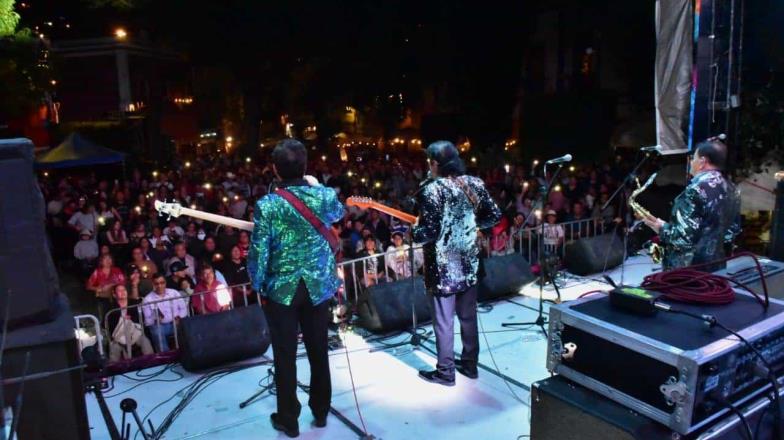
85, 256, 659, 440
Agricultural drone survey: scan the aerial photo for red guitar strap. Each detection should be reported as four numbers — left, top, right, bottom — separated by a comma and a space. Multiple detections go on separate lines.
274, 188, 341, 257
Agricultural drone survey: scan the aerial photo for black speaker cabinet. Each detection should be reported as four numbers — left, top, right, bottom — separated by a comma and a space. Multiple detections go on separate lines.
2, 295, 89, 440
531, 375, 776, 440
564, 233, 626, 276
0, 138, 59, 329
356, 277, 431, 333
772, 174, 784, 261
178, 305, 271, 371
478, 253, 535, 302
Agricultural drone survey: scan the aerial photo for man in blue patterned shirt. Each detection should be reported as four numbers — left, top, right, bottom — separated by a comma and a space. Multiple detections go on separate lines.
642, 140, 740, 271
248, 139, 344, 438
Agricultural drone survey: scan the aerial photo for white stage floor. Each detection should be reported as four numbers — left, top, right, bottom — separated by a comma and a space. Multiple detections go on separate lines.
85, 256, 659, 440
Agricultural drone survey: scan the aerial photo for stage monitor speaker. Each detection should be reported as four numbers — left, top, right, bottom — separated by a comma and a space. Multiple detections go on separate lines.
2, 295, 89, 440
178, 306, 271, 371
564, 233, 625, 276
531, 375, 776, 440
0, 138, 59, 329
478, 253, 535, 302
356, 277, 431, 333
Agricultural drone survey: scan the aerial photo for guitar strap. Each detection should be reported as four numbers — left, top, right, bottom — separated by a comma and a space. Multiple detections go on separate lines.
274, 188, 341, 257
448, 176, 479, 214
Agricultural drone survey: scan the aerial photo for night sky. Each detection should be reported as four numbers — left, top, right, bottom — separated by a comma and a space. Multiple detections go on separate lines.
15, 0, 783, 152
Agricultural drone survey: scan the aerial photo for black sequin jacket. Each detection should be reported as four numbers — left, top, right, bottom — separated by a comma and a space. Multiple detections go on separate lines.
660, 170, 741, 271
413, 176, 501, 296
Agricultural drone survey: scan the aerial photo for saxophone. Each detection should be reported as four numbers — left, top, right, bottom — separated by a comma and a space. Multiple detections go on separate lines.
629, 173, 663, 264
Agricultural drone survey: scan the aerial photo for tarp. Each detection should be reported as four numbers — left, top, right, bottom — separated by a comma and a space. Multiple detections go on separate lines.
655, 0, 693, 155
35, 133, 125, 169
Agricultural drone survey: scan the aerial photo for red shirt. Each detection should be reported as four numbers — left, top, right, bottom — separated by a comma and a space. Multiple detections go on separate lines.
87, 267, 126, 298
192, 279, 231, 314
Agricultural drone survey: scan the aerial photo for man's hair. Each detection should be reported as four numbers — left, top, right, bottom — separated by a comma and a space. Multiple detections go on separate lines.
272, 139, 307, 179
425, 141, 465, 177
695, 140, 728, 170
152, 273, 165, 282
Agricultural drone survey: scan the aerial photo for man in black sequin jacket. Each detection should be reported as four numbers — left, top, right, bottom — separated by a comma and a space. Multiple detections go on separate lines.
413, 141, 501, 386
642, 140, 741, 271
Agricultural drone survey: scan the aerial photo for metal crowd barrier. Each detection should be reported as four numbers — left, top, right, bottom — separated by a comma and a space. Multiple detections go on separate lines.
74, 314, 104, 357
338, 245, 425, 305
101, 282, 257, 360
479, 217, 607, 263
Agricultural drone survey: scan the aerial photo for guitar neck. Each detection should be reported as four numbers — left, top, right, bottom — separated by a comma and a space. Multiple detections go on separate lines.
367, 204, 417, 224
178, 207, 255, 231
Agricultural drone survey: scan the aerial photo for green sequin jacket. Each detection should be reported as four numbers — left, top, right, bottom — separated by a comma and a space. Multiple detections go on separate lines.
248, 181, 345, 306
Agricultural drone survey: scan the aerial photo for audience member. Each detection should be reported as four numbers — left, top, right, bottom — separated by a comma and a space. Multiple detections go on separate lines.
108, 284, 153, 362
142, 273, 188, 352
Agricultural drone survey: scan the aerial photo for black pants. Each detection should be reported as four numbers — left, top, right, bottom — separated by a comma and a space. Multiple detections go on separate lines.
428, 284, 479, 379
263, 280, 331, 429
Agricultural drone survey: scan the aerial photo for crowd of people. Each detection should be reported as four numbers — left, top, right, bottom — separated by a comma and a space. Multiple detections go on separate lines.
42, 148, 635, 362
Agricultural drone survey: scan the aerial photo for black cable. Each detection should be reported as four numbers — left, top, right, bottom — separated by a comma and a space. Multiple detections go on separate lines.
664, 308, 783, 440
716, 399, 754, 440
755, 394, 775, 440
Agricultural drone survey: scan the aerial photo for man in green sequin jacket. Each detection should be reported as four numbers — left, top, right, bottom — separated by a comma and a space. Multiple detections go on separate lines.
248, 139, 344, 438
642, 140, 740, 271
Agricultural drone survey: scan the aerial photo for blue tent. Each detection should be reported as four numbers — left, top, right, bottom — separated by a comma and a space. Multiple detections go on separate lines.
35, 133, 125, 169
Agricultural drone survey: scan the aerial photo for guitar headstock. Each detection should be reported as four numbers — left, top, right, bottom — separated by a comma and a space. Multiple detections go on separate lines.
346, 196, 375, 209
154, 200, 184, 218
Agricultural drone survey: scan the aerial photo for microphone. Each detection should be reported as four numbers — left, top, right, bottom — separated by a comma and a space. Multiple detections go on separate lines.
640, 145, 662, 153
545, 154, 572, 165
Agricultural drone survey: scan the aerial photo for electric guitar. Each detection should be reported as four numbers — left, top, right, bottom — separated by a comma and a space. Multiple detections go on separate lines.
154, 201, 254, 231
155, 197, 417, 231
345, 196, 417, 224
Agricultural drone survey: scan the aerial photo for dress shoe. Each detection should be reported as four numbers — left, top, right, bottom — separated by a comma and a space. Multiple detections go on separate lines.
455, 359, 478, 379
270, 413, 299, 438
418, 369, 455, 386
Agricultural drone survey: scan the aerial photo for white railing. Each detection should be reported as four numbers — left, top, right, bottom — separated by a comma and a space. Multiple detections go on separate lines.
101, 282, 257, 360
74, 314, 104, 357
479, 217, 607, 263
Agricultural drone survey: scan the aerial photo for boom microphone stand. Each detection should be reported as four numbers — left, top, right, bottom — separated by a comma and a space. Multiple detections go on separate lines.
502, 160, 566, 337
600, 146, 659, 284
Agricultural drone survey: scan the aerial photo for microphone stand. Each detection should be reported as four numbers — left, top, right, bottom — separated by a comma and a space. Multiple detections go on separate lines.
502, 161, 566, 337
599, 150, 656, 284
369, 236, 422, 353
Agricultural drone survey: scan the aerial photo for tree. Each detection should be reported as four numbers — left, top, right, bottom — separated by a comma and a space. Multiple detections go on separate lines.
0, 0, 19, 36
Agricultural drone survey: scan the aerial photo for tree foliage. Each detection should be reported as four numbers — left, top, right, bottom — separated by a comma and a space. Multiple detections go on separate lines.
0, 0, 20, 36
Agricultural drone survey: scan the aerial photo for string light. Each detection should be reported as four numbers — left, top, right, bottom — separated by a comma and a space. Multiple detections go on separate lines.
554, 185, 562, 192
152, 170, 158, 178
222, 196, 228, 203
245, 157, 251, 163
471, 157, 477, 163
347, 171, 353, 177
203, 183, 212, 190
569, 165, 576, 172
185, 161, 191, 168
321, 155, 326, 161
114, 28, 128, 39
190, 204, 197, 209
